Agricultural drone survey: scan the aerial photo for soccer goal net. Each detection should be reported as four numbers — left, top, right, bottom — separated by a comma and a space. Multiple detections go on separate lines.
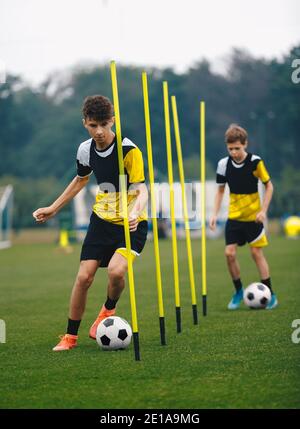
0, 185, 13, 249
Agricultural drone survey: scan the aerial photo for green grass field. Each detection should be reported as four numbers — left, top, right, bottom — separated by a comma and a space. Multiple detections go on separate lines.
0, 235, 299, 409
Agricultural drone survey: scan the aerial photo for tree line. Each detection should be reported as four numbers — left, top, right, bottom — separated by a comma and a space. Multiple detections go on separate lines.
0, 45, 299, 227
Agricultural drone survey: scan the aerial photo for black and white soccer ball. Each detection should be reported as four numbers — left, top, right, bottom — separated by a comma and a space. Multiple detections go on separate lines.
96, 316, 132, 350
243, 282, 271, 309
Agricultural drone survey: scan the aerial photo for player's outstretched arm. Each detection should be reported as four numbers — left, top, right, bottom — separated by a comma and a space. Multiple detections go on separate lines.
209, 185, 225, 230
33, 175, 90, 224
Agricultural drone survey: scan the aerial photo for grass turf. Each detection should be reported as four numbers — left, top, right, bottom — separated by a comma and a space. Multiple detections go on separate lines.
0, 235, 299, 409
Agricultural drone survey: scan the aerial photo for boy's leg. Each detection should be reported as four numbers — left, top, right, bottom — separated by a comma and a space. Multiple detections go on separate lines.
89, 252, 128, 339
225, 244, 240, 280
225, 244, 244, 309
89, 220, 147, 339
250, 246, 278, 308
249, 246, 270, 281
53, 259, 99, 351
69, 260, 100, 320
106, 251, 128, 301
247, 222, 271, 284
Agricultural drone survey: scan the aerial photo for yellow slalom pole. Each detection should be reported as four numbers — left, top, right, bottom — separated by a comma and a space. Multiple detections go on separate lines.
142, 72, 166, 345
110, 61, 140, 360
171, 96, 198, 325
163, 81, 181, 333
200, 101, 207, 316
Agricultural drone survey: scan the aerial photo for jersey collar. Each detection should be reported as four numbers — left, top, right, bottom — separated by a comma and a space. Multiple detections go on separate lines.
230, 152, 251, 168
93, 136, 116, 158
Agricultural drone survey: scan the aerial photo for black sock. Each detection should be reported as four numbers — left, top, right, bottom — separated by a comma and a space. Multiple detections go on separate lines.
233, 278, 243, 292
67, 318, 81, 336
261, 278, 273, 295
104, 296, 119, 310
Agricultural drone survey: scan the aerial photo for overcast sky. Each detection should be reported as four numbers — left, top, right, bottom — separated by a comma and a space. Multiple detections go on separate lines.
0, 0, 299, 85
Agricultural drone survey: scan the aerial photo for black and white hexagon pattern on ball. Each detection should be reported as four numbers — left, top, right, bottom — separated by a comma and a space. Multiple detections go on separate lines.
103, 318, 114, 327
100, 335, 111, 346
96, 316, 132, 351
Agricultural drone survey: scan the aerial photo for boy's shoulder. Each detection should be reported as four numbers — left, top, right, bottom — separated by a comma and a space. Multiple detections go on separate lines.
217, 155, 229, 165
122, 137, 143, 153
122, 137, 143, 156
122, 137, 137, 148
250, 153, 261, 162
77, 138, 93, 159
216, 156, 229, 176
249, 153, 265, 168
77, 138, 93, 151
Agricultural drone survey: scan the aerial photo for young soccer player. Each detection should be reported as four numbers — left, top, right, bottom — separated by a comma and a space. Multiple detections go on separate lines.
33, 95, 148, 351
209, 124, 278, 310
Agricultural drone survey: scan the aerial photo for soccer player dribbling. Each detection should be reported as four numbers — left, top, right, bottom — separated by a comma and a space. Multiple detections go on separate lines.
33, 95, 148, 351
209, 124, 278, 310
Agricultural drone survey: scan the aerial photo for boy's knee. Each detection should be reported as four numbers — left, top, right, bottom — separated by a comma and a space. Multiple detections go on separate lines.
77, 271, 95, 288
225, 247, 236, 261
108, 265, 126, 284
250, 247, 262, 260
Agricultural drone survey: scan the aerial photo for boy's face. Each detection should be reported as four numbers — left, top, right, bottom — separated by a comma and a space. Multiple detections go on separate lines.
227, 140, 247, 163
83, 117, 115, 145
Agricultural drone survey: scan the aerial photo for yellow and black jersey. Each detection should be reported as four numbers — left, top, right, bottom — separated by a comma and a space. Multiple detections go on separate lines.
216, 153, 270, 222
76, 136, 147, 225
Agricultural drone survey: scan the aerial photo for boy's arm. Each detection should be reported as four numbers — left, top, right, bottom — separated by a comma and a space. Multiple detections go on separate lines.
128, 183, 148, 232
33, 175, 90, 223
123, 146, 148, 231
209, 185, 225, 230
256, 180, 273, 223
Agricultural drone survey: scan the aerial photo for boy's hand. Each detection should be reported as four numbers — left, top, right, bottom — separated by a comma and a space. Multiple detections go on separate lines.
33, 206, 56, 223
128, 212, 139, 232
209, 215, 217, 231
255, 210, 266, 224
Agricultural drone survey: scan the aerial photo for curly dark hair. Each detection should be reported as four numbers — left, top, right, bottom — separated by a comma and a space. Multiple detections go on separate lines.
82, 95, 114, 121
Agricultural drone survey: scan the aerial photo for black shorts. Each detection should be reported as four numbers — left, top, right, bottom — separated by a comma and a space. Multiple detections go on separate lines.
80, 212, 148, 267
225, 219, 268, 247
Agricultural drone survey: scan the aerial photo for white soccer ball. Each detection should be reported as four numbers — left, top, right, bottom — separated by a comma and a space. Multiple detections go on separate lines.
243, 282, 271, 309
96, 316, 132, 350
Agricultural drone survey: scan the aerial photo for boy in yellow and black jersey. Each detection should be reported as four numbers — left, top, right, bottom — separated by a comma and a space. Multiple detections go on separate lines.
209, 124, 278, 310
33, 95, 148, 351
77, 134, 147, 226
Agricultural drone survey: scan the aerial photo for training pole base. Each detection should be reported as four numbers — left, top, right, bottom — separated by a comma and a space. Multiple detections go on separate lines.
133, 332, 140, 361
159, 317, 166, 345
192, 304, 198, 325
202, 295, 207, 316
175, 306, 181, 333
